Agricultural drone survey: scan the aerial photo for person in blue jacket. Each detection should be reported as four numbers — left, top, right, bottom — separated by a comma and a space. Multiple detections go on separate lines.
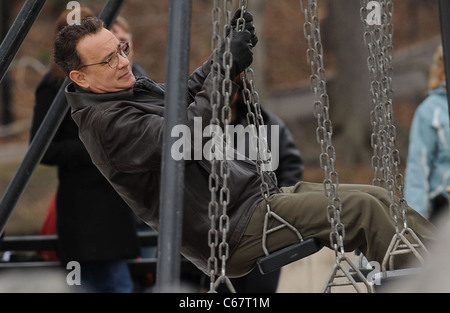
405, 44, 450, 225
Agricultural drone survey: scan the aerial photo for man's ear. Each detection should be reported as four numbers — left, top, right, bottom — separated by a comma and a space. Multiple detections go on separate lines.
69, 70, 89, 89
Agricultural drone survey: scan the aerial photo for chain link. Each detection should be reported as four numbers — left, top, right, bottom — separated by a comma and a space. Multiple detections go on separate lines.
360, 0, 409, 231
237, 1, 305, 258
208, 0, 235, 293
361, 0, 429, 274
301, 0, 345, 257
207, 0, 221, 293
301, 0, 375, 293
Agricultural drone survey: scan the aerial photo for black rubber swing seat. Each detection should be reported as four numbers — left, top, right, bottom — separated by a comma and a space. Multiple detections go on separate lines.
256, 238, 324, 275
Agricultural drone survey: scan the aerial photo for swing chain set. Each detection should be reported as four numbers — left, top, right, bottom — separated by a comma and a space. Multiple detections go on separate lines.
300, 0, 373, 293
241, 65, 306, 257
240, 19, 305, 257
206, 0, 429, 294
207, 0, 235, 293
360, 0, 429, 274
208, 0, 306, 293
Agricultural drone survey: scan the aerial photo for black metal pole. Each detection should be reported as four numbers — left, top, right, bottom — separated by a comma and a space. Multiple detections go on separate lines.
98, 0, 126, 29
1, 1, 14, 125
0, 0, 46, 84
156, 0, 192, 292
0, 80, 70, 236
0, 0, 127, 235
439, 0, 450, 127
1, 72, 14, 125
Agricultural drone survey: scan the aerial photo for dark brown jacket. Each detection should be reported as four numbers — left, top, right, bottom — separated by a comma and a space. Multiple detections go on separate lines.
31, 71, 141, 263
65, 62, 279, 275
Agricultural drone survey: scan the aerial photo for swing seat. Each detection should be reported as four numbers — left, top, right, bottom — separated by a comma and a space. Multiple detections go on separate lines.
256, 238, 323, 275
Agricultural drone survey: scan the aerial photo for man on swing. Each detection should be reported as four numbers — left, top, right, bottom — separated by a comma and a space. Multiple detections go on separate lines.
53, 11, 436, 279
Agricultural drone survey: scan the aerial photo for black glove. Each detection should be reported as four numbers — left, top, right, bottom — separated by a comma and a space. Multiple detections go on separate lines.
229, 9, 258, 47
219, 30, 254, 79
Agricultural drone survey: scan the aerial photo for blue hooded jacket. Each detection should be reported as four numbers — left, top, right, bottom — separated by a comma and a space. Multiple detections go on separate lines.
405, 85, 450, 217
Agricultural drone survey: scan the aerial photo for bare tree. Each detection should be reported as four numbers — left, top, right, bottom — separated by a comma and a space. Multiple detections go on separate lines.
324, 0, 373, 165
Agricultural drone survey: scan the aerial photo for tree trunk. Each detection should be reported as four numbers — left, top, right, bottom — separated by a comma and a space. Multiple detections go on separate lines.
325, 0, 373, 165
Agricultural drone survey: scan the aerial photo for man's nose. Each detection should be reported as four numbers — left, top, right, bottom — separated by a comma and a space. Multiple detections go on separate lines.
118, 53, 130, 68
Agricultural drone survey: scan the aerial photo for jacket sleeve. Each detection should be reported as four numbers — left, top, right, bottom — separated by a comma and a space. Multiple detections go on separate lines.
187, 59, 212, 102
266, 112, 304, 187
95, 70, 237, 173
405, 98, 437, 217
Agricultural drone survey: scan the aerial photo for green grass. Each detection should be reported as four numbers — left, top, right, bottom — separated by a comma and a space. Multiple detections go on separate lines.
0, 160, 57, 235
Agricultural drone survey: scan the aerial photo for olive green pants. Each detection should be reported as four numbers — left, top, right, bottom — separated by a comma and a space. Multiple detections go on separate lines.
227, 182, 436, 277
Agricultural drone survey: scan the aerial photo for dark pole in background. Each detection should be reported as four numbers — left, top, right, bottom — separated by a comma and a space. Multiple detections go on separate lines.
0, 0, 46, 84
0, 74, 13, 126
1, 1, 14, 125
156, 0, 191, 292
0, 0, 126, 235
439, 0, 450, 127
97, 0, 125, 29
0, 0, 47, 234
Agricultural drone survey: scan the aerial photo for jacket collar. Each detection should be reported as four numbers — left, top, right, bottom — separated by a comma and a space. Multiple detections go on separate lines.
65, 82, 136, 110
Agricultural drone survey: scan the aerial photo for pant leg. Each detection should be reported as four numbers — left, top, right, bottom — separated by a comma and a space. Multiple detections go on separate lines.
80, 260, 135, 293
227, 182, 436, 277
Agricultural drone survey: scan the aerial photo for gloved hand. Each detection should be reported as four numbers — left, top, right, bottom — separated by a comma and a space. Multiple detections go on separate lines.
219, 30, 254, 79
229, 9, 258, 47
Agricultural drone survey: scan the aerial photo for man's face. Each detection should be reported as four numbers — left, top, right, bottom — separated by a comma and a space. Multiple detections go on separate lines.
111, 23, 134, 61
72, 28, 136, 93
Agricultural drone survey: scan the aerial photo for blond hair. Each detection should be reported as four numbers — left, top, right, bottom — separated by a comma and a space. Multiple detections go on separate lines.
428, 44, 446, 90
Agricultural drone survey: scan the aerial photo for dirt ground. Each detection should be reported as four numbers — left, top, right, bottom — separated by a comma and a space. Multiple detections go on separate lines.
276, 248, 369, 293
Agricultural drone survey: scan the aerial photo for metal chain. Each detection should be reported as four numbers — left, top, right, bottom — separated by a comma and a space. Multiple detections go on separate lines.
238, 0, 275, 180
208, 0, 235, 293
238, 1, 303, 257
207, 0, 221, 293
216, 0, 234, 292
360, 0, 429, 273
242, 68, 277, 183
301, 0, 344, 261
238, 0, 275, 181
360, 0, 404, 229
300, 0, 373, 293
